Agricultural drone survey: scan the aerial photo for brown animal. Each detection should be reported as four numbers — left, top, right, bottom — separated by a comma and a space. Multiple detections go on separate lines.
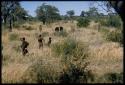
55, 27, 60, 32
20, 37, 29, 56
60, 26, 63, 32
38, 34, 44, 49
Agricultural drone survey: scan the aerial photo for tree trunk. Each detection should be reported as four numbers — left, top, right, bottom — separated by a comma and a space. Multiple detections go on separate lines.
9, 19, 12, 32
3, 16, 7, 25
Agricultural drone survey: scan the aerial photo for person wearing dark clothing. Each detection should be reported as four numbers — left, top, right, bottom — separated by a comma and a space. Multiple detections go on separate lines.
20, 37, 29, 56
38, 34, 44, 49
48, 37, 52, 47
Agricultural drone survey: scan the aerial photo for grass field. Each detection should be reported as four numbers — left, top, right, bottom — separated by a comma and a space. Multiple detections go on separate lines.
2, 20, 123, 83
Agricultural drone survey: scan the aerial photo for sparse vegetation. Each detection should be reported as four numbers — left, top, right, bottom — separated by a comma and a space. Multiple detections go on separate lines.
101, 72, 123, 83
2, 1, 123, 84
25, 26, 34, 30
9, 33, 19, 41
77, 18, 90, 28
54, 30, 68, 37
100, 16, 122, 29
106, 29, 123, 45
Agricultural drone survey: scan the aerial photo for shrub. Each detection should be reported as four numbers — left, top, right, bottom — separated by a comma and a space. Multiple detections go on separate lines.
105, 29, 123, 45
21, 59, 59, 83
52, 38, 77, 57
52, 38, 89, 63
100, 16, 122, 28
103, 72, 123, 83
9, 33, 19, 41
77, 18, 90, 28
59, 62, 94, 83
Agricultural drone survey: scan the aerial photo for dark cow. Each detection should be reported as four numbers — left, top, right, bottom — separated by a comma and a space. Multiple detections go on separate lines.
60, 26, 63, 32
55, 27, 60, 32
20, 37, 29, 56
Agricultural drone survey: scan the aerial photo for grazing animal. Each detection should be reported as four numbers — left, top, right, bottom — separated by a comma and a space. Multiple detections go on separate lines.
55, 27, 60, 32
60, 26, 63, 32
38, 34, 44, 49
20, 37, 29, 56
48, 37, 52, 47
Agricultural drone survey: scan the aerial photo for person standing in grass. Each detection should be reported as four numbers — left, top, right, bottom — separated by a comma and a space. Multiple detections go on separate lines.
20, 37, 29, 56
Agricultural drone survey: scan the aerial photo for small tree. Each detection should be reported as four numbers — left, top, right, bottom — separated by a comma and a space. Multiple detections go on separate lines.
66, 10, 75, 22
77, 18, 90, 28
36, 3, 61, 25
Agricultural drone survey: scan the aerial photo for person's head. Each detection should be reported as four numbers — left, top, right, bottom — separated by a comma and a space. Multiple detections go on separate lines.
39, 34, 42, 37
49, 37, 51, 40
20, 37, 25, 41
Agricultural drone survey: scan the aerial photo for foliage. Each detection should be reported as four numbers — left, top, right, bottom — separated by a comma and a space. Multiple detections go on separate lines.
66, 10, 75, 17
100, 16, 122, 28
36, 3, 61, 24
103, 72, 123, 83
106, 29, 123, 45
77, 18, 90, 27
1, 1, 28, 31
21, 59, 59, 83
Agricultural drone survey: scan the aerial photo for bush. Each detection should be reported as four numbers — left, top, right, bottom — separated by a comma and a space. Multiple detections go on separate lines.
106, 29, 123, 45
77, 18, 90, 28
52, 38, 77, 57
9, 33, 19, 41
52, 38, 89, 63
59, 62, 94, 83
103, 72, 123, 83
21, 59, 59, 83
100, 16, 122, 28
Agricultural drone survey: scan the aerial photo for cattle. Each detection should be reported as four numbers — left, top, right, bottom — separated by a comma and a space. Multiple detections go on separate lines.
55, 27, 60, 32
60, 26, 63, 32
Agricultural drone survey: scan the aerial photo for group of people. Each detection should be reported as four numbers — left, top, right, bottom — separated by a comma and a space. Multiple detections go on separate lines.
20, 24, 64, 56
20, 35, 52, 56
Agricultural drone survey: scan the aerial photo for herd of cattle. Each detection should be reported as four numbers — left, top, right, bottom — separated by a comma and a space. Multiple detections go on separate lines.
20, 25, 64, 56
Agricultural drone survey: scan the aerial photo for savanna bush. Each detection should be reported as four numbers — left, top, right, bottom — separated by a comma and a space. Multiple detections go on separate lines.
77, 18, 90, 28
21, 59, 59, 83
106, 29, 123, 45
100, 16, 122, 29
102, 72, 123, 83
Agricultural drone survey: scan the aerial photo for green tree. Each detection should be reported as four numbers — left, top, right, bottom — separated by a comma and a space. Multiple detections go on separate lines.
36, 3, 61, 25
1, 1, 28, 31
66, 10, 75, 21
80, 11, 85, 17
86, 7, 99, 17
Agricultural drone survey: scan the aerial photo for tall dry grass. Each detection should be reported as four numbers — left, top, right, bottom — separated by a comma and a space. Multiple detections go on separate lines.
2, 20, 123, 83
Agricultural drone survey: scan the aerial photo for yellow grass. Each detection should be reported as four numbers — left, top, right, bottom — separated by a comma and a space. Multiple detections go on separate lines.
2, 21, 123, 83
